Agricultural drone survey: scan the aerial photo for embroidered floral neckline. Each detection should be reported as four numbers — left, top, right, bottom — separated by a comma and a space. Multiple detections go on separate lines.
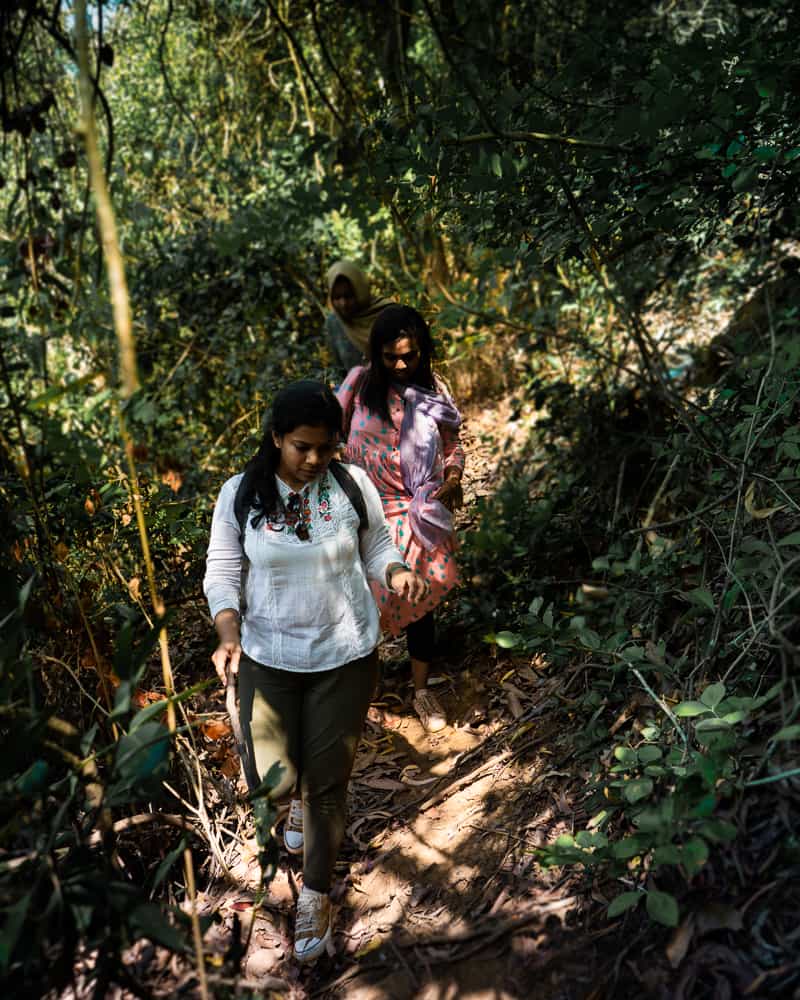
266, 471, 333, 538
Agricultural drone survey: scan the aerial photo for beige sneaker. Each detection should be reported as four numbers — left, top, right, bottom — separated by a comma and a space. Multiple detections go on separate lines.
413, 688, 447, 733
293, 886, 332, 963
284, 797, 303, 855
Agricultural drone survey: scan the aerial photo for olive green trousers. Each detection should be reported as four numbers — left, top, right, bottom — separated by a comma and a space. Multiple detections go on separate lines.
237, 650, 378, 892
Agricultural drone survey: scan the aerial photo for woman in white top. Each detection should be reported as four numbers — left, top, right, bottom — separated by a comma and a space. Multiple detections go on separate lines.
203, 380, 426, 963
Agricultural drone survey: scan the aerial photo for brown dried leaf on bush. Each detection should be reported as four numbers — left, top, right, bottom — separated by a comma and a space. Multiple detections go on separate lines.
161, 468, 184, 493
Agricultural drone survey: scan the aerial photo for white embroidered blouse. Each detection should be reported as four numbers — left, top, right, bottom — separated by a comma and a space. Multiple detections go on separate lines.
203, 464, 404, 672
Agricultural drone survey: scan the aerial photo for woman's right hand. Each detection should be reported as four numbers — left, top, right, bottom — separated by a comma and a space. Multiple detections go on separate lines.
212, 609, 242, 685
388, 568, 429, 604
211, 641, 241, 686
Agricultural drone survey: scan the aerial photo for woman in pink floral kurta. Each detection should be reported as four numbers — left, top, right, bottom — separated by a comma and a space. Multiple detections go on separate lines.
336, 305, 465, 731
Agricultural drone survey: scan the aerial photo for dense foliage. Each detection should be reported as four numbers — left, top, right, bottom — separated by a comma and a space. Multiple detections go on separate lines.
461, 257, 800, 922
1, 0, 798, 994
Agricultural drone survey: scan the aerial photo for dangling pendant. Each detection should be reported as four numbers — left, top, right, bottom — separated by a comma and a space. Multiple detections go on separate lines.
295, 523, 310, 541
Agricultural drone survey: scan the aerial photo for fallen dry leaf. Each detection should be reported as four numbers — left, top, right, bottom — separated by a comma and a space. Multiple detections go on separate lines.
244, 946, 281, 978
696, 902, 743, 935
351, 751, 377, 775
355, 776, 407, 791
230, 900, 255, 912
666, 915, 695, 968
354, 934, 384, 958
504, 688, 524, 719
503, 679, 528, 698
401, 773, 439, 786
219, 754, 240, 778
201, 718, 232, 741
366, 706, 404, 729
132, 689, 163, 709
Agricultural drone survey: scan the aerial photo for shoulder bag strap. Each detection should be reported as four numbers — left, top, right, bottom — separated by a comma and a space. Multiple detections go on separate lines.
329, 460, 369, 534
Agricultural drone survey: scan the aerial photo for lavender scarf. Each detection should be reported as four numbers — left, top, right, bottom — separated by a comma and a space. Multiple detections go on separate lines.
397, 382, 462, 551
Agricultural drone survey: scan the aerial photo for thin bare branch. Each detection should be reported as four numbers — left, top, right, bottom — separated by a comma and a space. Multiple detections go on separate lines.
448, 129, 631, 154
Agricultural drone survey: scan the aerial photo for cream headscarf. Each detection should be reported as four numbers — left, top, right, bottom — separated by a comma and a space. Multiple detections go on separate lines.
326, 259, 394, 354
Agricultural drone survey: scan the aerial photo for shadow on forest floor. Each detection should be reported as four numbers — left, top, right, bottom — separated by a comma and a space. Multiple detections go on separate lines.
205, 650, 603, 999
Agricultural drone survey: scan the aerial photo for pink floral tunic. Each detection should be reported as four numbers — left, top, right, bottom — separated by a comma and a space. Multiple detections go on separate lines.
336, 366, 465, 635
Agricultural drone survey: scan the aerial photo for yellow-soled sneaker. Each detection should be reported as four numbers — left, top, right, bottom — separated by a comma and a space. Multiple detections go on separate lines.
284, 797, 304, 855
413, 688, 447, 733
293, 886, 332, 963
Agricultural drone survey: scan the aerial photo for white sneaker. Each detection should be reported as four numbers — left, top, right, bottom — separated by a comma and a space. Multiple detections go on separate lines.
293, 886, 332, 963
413, 688, 447, 733
284, 798, 304, 855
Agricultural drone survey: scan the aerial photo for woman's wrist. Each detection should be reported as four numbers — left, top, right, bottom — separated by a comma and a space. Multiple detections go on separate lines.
214, 608, 240, 642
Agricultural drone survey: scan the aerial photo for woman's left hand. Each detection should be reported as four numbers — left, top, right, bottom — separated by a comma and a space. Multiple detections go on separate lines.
390, 569, 429, 603
432, 474, 463, 512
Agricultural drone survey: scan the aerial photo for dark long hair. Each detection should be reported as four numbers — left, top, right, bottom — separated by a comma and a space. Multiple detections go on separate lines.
239, 380, 342, 526
360, 305, 436, 422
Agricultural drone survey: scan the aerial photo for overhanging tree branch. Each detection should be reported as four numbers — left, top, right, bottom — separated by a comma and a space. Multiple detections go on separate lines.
309, 0, 357, 113
422, 1, 626, 153
420, 0, 502, 138
264, 0, 346, 130
157, 0, 209, 157
423, 0, 710, 443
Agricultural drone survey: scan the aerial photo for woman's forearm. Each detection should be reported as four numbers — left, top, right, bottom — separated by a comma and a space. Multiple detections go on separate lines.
214, 608, 240, 644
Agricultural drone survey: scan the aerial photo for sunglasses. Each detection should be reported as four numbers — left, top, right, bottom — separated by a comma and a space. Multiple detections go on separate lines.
286, 493, 311, 541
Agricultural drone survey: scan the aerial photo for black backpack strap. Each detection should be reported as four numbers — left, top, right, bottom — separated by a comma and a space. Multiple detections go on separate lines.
329, 460, 368, 534
233, 473, 250, 543
232, 473, 252, 619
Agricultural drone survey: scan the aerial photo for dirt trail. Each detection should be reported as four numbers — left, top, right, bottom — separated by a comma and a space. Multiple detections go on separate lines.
210, 656, 598, 1000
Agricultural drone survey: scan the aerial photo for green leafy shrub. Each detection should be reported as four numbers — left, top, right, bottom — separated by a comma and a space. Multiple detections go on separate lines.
471, 284, 800, 926
0, 583, 279, 996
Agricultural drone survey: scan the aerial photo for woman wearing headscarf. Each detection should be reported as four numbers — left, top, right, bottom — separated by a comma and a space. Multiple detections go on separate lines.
336, 306, 465, 733
323, 259, 394, 376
